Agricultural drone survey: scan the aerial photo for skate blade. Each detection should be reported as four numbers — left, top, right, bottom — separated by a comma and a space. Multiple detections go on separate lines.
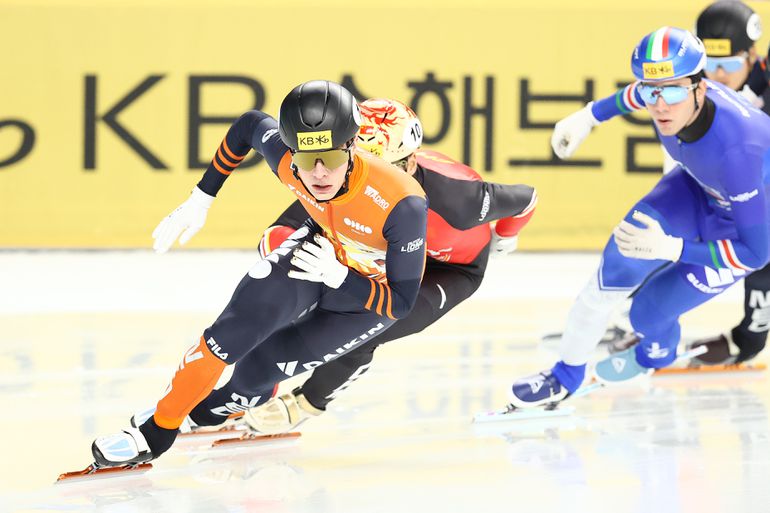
473, 405, 575, 423
56, 463, 153, 484
210, 431, 301, 448
655, 362, 767, 376
179, 424, 245, 439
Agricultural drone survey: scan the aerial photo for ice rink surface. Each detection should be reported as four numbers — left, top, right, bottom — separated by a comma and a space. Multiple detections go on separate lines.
2, 250, 769, 513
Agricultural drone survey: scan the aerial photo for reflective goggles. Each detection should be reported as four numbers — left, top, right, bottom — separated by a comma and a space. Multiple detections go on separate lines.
291, 148, 351, 171
704, 53, 748, 74
636, 82, 699, 105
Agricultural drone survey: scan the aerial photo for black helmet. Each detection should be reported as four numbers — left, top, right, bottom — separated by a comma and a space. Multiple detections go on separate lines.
696, 1, 762, 56
278, 80, 361, 152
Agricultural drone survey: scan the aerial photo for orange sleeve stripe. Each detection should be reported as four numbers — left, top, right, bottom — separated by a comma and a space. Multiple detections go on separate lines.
384, 283, 394, 320
375, 281, 385, 315
217, 146, 241, 168
365, 279, 377, 310
212, 159, 232, 175
222, 138, 247, 162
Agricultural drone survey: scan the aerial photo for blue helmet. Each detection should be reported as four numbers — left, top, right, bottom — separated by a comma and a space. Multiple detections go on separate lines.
631, 27, 707, 82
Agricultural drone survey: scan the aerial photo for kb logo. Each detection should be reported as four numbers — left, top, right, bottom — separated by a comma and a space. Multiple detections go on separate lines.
297, 130, 333, 150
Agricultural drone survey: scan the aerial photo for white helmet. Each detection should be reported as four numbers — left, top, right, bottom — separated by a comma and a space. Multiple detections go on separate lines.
356, 98, 423, 165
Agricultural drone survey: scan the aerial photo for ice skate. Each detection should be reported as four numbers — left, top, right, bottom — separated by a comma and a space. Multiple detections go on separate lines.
473, 371, 574, 423
687, 333, 741, 367
647, 334, 768, 375
592, 347, 653, 385
130, 406, 245, 440
91, 426, 154, 468
509, 370, 570, 408
57, 427, 155, 483
242, 388, 323, 435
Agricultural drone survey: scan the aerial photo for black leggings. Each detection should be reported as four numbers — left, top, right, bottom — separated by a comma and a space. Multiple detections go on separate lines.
300, 259, 486, 409
733, 262, 770, 362
188, 226, 396, 426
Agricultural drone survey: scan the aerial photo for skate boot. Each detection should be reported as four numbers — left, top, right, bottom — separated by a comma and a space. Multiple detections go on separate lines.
509, 370, 569, 409
592, 347, 652, 385
91, 427, 154, 468
130, 406, 197, 433
243, 387, 323, 434
687, 333, 739, 366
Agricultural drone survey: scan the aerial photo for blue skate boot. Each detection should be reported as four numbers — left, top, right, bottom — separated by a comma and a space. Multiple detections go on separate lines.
592, 346, 653, 385
509, 370, 569, 409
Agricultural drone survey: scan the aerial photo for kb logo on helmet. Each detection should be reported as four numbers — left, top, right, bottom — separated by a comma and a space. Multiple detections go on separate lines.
297, 130, 333, 151
642, 61, 675, 79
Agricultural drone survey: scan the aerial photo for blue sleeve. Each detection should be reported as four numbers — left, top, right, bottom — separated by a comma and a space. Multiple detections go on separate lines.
680, 148, 769, 271
337, 195, 428, 319
197, 110, 290, 196
591, 82, 646, 122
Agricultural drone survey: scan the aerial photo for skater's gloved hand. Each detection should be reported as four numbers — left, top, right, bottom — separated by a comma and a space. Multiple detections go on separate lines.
289, 234, 348, 289
152, 187, 215, 253
550, 102, 600, 159
613, 211, 683, 261
490, 233, 518, 257
739, 84, 764, 108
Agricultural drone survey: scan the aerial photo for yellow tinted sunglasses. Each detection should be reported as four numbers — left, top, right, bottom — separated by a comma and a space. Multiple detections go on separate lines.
291, 148, 351, 170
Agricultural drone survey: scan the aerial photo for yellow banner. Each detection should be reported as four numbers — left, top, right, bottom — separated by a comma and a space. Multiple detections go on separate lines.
1, 0, 769, 249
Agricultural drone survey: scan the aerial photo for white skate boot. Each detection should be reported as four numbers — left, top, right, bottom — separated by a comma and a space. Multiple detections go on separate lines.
243, 388, 323, 434
91, 427, 154, 468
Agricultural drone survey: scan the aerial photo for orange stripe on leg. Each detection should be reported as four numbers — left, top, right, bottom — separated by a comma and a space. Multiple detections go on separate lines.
365, 279, 377, 310
154, 336, 227, 429
384, 284, 394, 320
375, 282, 385, 315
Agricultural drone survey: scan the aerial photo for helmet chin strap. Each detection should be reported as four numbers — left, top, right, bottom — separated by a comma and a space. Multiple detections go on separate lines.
331, 158, 355, 201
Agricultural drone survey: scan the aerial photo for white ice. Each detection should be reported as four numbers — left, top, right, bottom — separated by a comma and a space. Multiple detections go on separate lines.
1, 251, 768, 513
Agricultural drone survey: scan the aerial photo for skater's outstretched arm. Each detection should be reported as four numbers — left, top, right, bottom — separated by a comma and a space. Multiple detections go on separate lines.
152, 111, 288, 253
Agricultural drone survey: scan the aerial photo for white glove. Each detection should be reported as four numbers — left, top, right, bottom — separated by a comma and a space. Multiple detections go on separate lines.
288, 234, 349, 289
152, 187, 215, 253
613, 211, 683, 261
490, 233, 518, 257
739, 84, 764, 109
551, 102, 600, 159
